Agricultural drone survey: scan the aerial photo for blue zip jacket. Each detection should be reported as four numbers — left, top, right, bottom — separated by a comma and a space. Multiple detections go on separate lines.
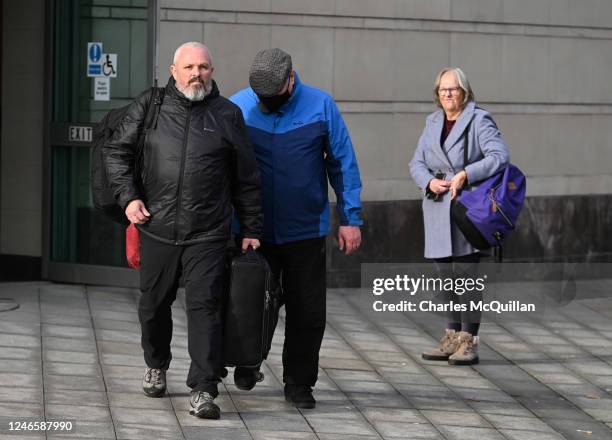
230, 73, 362, 244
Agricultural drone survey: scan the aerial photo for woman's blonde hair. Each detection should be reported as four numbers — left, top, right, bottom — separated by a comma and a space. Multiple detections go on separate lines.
433, 67, 474, 108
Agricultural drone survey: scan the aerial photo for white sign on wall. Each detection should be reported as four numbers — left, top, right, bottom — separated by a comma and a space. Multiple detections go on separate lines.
102, 53, 117, 78
94, 77, 110, 101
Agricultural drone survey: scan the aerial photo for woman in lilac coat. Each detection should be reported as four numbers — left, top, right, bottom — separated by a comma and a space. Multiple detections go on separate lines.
410, 67, 509, 365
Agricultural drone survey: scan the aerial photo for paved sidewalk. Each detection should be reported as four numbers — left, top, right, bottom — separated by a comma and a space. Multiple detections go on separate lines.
1, 281, 612, 439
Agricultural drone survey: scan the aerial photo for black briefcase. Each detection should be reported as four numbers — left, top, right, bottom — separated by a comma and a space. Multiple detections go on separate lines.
223, 248, 281, 369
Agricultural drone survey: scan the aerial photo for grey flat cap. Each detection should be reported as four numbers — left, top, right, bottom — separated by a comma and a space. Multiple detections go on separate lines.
249, 48, 292, 97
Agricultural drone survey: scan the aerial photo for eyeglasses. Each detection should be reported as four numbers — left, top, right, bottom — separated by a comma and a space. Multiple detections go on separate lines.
438, 87, 462, 96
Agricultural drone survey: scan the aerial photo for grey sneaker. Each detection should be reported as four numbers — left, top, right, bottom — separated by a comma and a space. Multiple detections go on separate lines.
422, 329, 459, 361
448, 331, 479, 365
189, 391, 220, 419
142, 367, 166, 397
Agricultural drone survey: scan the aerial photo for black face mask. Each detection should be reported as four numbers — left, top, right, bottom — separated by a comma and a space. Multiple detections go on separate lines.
258, 89, 291, 113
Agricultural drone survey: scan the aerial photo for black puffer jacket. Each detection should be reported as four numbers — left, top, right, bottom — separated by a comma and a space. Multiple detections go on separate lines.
104, 77, 262, 245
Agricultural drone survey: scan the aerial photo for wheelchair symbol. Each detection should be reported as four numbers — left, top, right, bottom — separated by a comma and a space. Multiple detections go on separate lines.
103, 54, 116, 76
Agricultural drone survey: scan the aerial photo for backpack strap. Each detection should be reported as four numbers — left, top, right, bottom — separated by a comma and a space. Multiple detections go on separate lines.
150, 87, 165, 129
136, 87, 164, 150
134, 87, 165, 190
144, 86, 165, 131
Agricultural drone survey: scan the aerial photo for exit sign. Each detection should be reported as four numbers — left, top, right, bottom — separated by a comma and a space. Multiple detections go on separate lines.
69, 126, 93, 143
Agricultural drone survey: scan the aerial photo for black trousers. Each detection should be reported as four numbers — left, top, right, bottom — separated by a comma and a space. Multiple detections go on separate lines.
139, 233, 226, 397
434, 252, 482, 335
260, 237, 326, 387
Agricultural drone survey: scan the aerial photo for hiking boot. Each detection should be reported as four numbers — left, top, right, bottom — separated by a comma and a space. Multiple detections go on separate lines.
448, 331, 479, 365
142, 367, 166, 397
422, 329, 459, 361
284, 384, 316, 409
234, 367, 265, 391
189, 391, 220, 419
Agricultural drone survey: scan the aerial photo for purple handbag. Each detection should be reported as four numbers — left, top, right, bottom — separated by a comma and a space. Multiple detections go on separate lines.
451, 125, 526, 252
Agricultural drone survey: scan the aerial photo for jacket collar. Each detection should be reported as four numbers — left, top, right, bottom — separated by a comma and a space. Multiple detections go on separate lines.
430, 101, 476, 168
442, 100, 475, 152
165, 76, 220, 104
256, 71, 302, 114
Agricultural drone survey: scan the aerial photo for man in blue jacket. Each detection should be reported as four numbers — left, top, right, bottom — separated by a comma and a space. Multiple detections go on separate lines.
230, 48, 363, 408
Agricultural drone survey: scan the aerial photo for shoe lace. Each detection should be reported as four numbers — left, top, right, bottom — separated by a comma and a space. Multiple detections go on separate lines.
193, 391, 214, 404
146, 368, 163, 385
456, 335, 474, 354
438, 332, 455, 350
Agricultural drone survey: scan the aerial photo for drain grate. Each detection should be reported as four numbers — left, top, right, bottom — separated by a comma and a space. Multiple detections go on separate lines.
0, 298, 19, 312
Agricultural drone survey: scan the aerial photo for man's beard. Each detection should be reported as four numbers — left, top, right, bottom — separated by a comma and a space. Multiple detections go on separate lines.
177, 79, 211, 101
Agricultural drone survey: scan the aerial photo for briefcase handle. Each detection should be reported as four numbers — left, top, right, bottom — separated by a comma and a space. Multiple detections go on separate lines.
242, 246, 264, 264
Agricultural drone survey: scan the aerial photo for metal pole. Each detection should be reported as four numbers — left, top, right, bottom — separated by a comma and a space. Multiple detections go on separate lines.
147, 0, 159, 87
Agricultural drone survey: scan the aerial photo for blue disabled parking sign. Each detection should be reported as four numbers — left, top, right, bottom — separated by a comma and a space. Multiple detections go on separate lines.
87, 42, 103, 77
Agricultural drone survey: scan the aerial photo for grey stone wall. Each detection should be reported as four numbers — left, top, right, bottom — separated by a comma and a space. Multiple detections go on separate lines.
157, 1, 612, 203
153, 1, 612, 286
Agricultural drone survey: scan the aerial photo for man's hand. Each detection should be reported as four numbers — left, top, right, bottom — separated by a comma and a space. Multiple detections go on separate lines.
125, 199, 151, 224
450, 170, 467, 201
338, 226, 361, 256
241, 237, 261, 253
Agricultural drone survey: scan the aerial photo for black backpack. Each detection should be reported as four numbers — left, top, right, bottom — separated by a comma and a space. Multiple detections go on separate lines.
90, 87, 165, 224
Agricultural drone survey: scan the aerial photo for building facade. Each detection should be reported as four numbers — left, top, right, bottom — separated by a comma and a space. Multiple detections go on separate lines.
2, 0, 612, 286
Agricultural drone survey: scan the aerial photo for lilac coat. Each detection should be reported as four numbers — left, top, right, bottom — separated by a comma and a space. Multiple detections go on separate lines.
409, 101, 510, 259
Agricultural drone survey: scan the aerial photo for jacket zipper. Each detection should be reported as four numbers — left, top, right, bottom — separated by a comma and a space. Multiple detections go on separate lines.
173, 103, 192, 244
271, 114, 281, 243
262, 269, 271, 353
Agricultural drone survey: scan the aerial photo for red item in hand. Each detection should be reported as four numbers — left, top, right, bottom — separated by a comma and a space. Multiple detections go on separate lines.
126, 224, 141, 269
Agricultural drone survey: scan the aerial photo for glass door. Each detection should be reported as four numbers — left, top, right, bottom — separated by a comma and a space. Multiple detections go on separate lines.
44, 0, 155, 286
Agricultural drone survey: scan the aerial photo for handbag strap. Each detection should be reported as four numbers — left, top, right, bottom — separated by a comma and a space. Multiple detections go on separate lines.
462, 106, 486, 169
460, 110, 504, 261
462, 121, 471, 170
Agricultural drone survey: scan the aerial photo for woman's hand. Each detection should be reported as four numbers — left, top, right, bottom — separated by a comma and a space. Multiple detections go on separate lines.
428, 178, 451, 195
450, 170, 467, 200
